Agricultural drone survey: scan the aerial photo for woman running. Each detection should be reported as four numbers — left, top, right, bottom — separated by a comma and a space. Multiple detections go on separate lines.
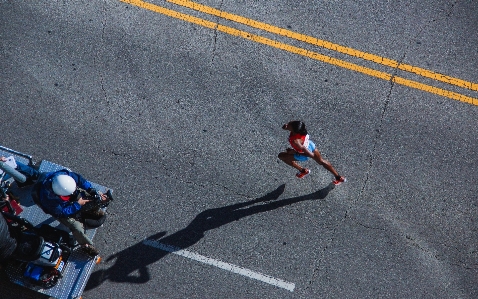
278, 120, 346, 185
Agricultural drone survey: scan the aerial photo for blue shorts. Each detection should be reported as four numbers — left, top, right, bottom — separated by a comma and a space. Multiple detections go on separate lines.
293, 140, 316, 161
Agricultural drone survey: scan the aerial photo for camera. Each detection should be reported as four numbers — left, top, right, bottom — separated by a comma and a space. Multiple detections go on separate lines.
81, 189, 114, 212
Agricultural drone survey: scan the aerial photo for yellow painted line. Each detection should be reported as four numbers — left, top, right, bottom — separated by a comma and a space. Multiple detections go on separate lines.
167, 0, 478, 93
120, 0, 478, 106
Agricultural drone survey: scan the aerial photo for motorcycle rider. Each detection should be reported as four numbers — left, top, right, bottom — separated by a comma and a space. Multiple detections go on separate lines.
37, 169, 107, 257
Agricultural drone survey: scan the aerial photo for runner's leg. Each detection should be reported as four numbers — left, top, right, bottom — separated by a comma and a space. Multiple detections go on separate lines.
312, 149, 340, 177
278, 151, 304, 172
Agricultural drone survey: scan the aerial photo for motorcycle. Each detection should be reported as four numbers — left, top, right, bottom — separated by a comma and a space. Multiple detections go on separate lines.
1, 163, 74, 289
0, 145, 113, 299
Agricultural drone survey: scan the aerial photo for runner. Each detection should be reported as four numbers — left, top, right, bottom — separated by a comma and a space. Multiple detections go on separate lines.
278, 120, 346, 185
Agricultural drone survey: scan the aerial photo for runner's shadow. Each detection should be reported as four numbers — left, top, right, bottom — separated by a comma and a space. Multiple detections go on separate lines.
86, 183, 334, 288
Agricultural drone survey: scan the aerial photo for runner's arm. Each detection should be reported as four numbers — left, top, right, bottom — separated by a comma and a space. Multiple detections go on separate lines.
292, 139, 314, 158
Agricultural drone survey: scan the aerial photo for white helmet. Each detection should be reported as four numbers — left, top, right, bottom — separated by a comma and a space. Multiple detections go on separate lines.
52, 174, 76, 196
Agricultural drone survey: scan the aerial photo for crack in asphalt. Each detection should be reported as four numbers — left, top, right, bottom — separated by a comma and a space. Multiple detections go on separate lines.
353, 219, 387, 231
357, 0, 459, 203
96, 0, 108, 104
358, 62, 398, 202
210, 0, 224, 64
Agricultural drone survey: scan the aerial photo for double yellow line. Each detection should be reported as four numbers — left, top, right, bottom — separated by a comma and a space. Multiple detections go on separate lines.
121, 0, 478, 106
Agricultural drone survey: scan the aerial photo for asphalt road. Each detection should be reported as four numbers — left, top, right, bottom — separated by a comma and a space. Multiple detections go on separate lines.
1, 0, 477, 298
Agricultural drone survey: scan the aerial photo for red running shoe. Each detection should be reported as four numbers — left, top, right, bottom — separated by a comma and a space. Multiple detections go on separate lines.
333, 176, 347, 186
296, 168, 310, 179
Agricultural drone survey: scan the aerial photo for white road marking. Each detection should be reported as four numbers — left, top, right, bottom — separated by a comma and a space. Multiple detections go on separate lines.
143, 239, 296, 292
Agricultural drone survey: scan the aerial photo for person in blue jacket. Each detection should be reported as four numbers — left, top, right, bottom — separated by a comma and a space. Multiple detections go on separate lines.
38, 169, 107, 256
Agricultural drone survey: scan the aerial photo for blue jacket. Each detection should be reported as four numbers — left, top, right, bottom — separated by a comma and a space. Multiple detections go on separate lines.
39, 169, 92, 218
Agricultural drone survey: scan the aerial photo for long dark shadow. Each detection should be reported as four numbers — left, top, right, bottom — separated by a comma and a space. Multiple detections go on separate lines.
86, 183, 334, 289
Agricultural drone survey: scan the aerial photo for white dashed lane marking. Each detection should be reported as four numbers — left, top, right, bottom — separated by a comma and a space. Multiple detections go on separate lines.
143, 239, 296, 292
